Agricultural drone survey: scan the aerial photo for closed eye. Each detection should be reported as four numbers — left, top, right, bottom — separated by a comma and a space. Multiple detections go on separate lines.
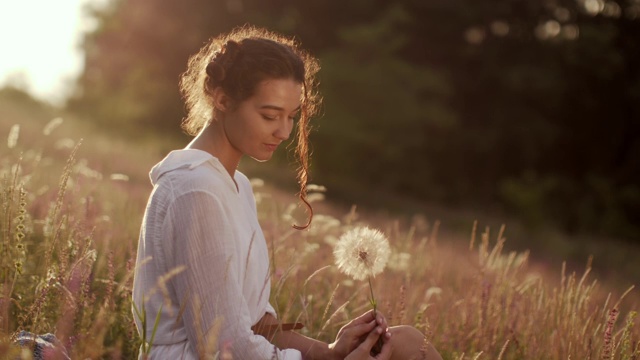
262, 114, 277, 121
289, 111, 300, 121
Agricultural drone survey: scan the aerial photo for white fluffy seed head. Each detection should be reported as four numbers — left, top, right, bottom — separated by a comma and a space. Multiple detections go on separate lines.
333, 226, 390, 281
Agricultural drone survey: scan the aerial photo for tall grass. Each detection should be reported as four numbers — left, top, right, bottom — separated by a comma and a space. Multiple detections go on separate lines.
1, 114, 143, 358
1, 112, 638, 358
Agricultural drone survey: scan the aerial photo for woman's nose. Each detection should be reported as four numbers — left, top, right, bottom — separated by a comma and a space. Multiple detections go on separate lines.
274, 119, 293, 140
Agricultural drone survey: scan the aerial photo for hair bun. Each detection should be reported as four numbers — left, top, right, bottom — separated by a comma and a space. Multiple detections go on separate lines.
222, 40, 241, 61
206, 40, 242, 86
206, 61, 225, 84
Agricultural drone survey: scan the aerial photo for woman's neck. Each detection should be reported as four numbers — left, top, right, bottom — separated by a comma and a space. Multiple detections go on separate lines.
186, 123, 241, 178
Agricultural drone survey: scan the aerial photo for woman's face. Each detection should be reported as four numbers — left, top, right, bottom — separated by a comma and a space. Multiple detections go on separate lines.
221, 78, 302, 162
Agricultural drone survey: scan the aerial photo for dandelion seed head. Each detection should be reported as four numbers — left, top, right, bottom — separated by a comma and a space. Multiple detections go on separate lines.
333, 226, 390, 281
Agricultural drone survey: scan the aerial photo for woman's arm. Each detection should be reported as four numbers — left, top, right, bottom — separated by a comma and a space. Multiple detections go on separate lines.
252, 313, 335, 360
252, 310, 391, 360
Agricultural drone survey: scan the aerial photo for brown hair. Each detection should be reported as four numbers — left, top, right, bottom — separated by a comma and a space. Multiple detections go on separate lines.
179, 25, 321, 229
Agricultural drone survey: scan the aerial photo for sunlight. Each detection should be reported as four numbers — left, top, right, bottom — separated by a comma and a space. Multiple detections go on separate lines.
0, 0, 101, 104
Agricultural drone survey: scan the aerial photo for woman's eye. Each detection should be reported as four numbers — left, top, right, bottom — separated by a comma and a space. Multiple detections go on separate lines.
262, 114, 277, 121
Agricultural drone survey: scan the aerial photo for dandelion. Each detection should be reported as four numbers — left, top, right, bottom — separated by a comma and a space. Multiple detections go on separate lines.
334, 226, 390, 281
334, 226, 390, 314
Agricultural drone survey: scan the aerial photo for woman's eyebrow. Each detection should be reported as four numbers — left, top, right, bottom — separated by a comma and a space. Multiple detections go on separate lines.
260, 104, 301, 112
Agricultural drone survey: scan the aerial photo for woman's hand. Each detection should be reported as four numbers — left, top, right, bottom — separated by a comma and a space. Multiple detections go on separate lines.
345, 326, 393, 360
329, 310, 391, 359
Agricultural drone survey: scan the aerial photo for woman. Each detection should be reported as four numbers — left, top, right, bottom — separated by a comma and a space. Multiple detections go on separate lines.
132, 26, 441, 359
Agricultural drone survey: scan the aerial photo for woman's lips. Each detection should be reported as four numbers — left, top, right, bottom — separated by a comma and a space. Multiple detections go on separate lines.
264, 144, 278, 151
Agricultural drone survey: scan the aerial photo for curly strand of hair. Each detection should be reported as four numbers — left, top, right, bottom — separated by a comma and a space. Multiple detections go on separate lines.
292, 80, 315, 230
292, 153, 312, 231
293, 48, 322, 230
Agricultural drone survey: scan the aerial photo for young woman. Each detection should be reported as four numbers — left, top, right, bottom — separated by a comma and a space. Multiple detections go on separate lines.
132, 26, 442, 360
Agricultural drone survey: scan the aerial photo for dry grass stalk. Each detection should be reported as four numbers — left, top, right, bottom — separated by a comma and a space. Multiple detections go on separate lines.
2, 115, 639, 358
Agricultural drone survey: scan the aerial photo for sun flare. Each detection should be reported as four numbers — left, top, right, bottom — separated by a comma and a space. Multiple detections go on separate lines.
0, 0, 103, 103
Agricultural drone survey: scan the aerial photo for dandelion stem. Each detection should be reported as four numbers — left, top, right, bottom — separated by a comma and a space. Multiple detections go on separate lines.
368, 275, 377, 316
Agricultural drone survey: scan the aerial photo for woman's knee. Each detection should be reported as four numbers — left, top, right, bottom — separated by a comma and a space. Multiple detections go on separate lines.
388, 325, 442, 360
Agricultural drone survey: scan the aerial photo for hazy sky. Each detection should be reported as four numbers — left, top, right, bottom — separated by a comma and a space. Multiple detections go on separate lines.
0, 0, 103, 105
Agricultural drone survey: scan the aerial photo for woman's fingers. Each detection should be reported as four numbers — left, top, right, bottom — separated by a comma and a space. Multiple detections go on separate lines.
374, 340, 393, 360
349, 310, 389, 332
358, 326, 391, 360
375, 314, 389, 337
364, 327, 383, 348
343, 319, 377, 340
356, 312, 391, 341
349, 309, 376, 326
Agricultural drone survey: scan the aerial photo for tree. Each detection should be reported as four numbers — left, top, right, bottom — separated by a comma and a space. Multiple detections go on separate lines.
69, 0, 640, 239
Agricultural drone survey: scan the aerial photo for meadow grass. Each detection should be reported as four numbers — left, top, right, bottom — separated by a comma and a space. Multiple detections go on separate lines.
1, 94, 638, 358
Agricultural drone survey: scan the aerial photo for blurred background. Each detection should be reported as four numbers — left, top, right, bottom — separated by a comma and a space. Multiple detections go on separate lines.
1, 0, 639, 264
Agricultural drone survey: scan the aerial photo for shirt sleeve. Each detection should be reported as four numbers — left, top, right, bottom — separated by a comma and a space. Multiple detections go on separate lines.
165, 190, 302, 359
265, 302, 278, 318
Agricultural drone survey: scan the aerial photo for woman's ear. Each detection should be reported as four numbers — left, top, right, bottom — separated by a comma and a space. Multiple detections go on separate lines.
211, 87, 231, 112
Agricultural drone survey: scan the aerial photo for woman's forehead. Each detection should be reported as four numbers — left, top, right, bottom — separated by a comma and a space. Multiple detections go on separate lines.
250, 79, 302, 110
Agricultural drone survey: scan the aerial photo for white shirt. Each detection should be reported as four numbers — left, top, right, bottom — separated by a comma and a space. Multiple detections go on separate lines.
132, 149, 302, 359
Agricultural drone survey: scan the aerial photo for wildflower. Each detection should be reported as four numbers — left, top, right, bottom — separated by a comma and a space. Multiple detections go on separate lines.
333, 226, 390, 281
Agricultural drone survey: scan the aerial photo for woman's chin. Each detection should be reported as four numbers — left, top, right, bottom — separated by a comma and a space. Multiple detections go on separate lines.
249, 154, 273, 163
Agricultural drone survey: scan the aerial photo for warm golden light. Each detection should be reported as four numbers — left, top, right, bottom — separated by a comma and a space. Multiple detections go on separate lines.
0, 0, 103, 104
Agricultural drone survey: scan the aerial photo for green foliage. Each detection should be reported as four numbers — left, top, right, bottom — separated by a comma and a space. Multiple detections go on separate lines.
68, 0, 640, 240
500, 173, 640, 238
314, 6, 456, 199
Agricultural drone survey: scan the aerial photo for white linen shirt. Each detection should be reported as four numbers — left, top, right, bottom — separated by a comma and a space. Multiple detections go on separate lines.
132, 149, 302, 359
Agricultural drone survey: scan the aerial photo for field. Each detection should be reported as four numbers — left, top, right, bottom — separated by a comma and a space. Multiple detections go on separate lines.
1, 89, 639, 359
